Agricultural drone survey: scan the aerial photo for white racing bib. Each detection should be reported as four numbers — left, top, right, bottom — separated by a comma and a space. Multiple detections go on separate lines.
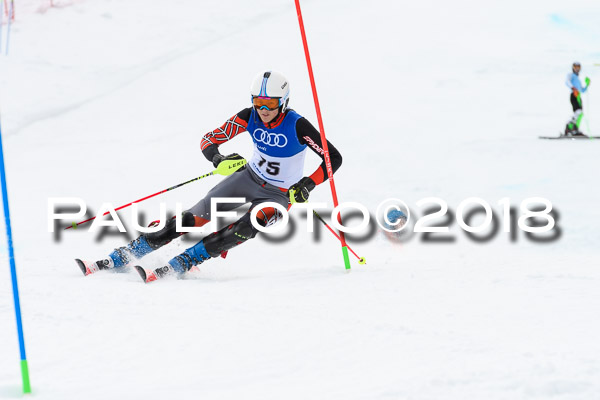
249, 146, 307, 189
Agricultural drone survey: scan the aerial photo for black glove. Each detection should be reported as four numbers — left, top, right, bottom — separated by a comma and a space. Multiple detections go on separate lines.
288, 177, 316, 204
212, 153, 245, 169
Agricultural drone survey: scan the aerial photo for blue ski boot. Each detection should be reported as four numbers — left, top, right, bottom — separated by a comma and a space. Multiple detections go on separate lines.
135, 241, 211, 283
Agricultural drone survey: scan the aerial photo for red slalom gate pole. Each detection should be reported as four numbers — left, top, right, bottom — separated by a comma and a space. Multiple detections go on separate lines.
294, 0, 356, 269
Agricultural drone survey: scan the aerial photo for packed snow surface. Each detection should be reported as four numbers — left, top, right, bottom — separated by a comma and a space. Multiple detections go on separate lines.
1, 0, 599, 399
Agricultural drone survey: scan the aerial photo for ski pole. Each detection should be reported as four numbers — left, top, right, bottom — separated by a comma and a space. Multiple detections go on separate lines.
65, 159, 246, 230
312, 209, 366, 265
578, 90, 592, 138
586, 83, 591, 135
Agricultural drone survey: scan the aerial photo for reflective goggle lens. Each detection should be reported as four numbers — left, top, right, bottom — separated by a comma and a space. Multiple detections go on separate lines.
253, 97, 280, 111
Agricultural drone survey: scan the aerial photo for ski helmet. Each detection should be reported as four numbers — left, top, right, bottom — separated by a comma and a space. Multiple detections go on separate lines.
250, 70, 290, 112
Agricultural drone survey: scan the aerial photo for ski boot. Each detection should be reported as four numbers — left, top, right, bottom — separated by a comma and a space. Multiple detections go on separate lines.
135, 240, 212, 283
108, 235, 155, 268
564, 117, 587, 137
75, 235, 154, 276
564, 122, 578, 137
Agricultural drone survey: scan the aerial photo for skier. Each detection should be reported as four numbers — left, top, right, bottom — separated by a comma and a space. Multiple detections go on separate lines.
76, 70, 343, 282
564, 61, 591, 136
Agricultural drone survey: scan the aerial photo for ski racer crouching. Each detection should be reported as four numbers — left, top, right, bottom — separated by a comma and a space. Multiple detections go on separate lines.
76, 70, 342, 282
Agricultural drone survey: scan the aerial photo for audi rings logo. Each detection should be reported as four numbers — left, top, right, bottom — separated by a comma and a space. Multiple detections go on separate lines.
253, 129, 288, 148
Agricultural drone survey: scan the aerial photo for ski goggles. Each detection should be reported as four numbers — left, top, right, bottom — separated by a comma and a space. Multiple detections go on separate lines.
252, 96, 281, 111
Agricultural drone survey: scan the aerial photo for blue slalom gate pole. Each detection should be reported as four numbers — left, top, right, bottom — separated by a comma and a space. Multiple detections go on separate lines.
0, 117, 32, 393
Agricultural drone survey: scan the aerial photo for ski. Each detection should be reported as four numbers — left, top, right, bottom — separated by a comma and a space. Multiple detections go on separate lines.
134, 264, 200, 283
75, 259, 88, 275
75, 258, 112, 276
134, 265, 164, 283
134, 266, 149, 282
539, 135, 600, 140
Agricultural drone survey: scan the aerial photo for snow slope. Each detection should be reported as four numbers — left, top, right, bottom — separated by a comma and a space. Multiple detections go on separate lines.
1, 0, 599, 399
